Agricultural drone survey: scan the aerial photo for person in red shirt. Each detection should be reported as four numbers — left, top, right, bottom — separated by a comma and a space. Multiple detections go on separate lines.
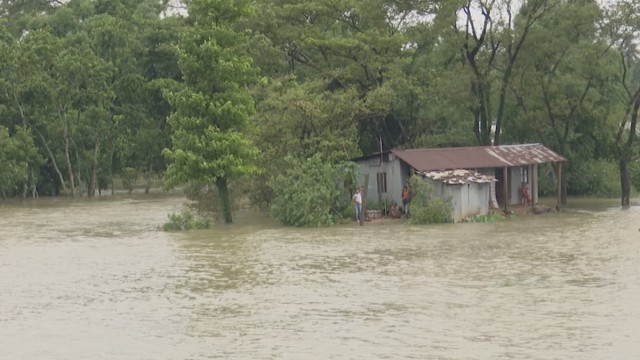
521, 183, 531, 206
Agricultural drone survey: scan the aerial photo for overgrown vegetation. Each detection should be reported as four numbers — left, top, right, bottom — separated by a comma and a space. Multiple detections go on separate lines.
2, 0, 640, 224
160, 209, 212, 231
405, 176, 453, 224
269, 155, 357, 227
465, 213, 507, 223
569, 160, 621, 198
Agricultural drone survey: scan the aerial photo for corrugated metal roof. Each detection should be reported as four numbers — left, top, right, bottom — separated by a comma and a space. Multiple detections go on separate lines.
391, 143, 566, 172
417, 169, 498, 185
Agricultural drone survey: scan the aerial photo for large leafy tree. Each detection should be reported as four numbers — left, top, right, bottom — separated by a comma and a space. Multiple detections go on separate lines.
434, 0, 555, 146
270, 154, 357, 227
251, 0, 433, 153
162, 0, 259, 223
0, 126, 44, 199
601, 0, 640, 207
507, 0, 614, 204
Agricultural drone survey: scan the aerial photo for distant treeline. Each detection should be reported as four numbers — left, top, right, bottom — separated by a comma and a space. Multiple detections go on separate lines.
1, 0, 639, 213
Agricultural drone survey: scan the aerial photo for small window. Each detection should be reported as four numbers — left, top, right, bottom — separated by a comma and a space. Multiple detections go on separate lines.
377, 172, 387, 193
521, 166, 529, 184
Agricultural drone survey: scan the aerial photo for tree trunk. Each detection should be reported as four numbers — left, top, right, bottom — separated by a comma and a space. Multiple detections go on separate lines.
216, 177, 233, 224
145, 163, 153, 194
28, 124, 66, 193
620, 159, 630, 208
553, 162, 568, 206
88, 138, 100, 198
561, 174, 568, 206
71, 134, 83, 197
30, 168, 38, 199
61, 110, 75, 197
109, 142, 116, 195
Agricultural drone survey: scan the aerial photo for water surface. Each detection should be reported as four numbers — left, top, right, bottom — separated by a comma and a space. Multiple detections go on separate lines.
1, 195, 639, 359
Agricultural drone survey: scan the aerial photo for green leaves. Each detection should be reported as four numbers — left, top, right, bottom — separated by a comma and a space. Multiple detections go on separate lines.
269, 155, 356, 227
0, 126, 44, 193
405, 175, 453, 224
163, 125, 259, 188
162, 0, 260, 223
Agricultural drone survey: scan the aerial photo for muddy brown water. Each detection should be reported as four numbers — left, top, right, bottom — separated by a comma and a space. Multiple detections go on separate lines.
1, 195, 639, 359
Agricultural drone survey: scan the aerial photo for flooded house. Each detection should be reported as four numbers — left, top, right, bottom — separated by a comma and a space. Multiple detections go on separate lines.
353, 143, 567, 221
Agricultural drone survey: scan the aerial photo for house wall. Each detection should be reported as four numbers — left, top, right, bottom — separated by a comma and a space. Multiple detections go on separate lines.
508, 165, 536, 205
428, 180, 490, 222
356, 156, 543, 213
356, 155, 404, 207
465, 182, 491, 218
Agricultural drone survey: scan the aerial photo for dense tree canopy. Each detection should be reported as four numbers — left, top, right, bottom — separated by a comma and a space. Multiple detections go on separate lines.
2, 0, 640, 217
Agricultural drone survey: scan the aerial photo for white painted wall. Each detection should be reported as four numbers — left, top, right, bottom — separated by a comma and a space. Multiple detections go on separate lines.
427, 180, 491, 222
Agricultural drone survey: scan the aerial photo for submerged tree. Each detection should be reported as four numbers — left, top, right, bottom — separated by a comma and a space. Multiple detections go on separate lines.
600, 0, 640, 208
269, 155, 357, 227
162, 0, 259, 223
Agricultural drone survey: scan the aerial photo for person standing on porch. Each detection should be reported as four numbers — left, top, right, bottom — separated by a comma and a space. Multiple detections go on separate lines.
352, 187, 363, 223
402, 185, 411, 215
521, 183, 531, 206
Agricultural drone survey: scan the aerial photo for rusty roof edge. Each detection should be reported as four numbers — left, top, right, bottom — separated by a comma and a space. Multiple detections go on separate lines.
485, 148, 513, 167
392, 144, 567, 163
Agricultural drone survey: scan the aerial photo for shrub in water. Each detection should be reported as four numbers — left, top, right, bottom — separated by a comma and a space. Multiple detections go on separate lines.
269, 155, 356, 227
465, 213, 506, 223
405, 176, 453, 224
161, 209, 211, 231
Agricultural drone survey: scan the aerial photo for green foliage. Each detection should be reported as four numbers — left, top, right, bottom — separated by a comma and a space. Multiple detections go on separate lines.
121, 167, 138, 193
465, 213, 506, 223
629, 162, 640, 197
162, 2, 259, 223
161, 208, 212, 231
537, 163, 558, 197
269, 155, 356, 227
568, 160, 620, 197
0, 0, 639, 207
0, 126, 44, 196
405, 176, 453, 224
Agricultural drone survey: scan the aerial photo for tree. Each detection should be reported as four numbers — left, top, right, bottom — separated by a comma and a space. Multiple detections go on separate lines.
507, 0, 614, 204
162, 0, 259, 224
0, 126, 44, 199
269, 155, 356, 227
602, 0, 640, 207
251, 0, 434, 152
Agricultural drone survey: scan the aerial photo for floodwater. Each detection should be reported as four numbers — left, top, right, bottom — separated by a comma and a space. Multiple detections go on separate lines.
0, 194, 639, 359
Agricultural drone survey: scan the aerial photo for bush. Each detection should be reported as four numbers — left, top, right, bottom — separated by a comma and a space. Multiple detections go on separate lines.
405, 176, 453, 224
161, 209, 212, 231
121, 167, 138, 194
269, 155, 356, 227
568, 160, 620, 197
537, 163, 558, 197
629, 162, 640, 196
465, 213, 506, 223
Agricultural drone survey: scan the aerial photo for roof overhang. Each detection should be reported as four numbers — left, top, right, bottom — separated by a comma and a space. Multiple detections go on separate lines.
390, 143, 566, 172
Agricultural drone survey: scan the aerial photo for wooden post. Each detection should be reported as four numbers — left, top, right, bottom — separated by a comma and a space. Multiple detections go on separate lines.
531, 164, 537, 207
503, 167, 509, 212
556, 162, 562, 210
361, 174, 369, 226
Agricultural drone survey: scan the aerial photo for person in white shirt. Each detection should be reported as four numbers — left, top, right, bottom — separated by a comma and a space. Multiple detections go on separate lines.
352, 187, 363, 223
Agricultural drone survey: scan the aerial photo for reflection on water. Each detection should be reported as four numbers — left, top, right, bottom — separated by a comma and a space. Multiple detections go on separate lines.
0, 195, 639, 359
